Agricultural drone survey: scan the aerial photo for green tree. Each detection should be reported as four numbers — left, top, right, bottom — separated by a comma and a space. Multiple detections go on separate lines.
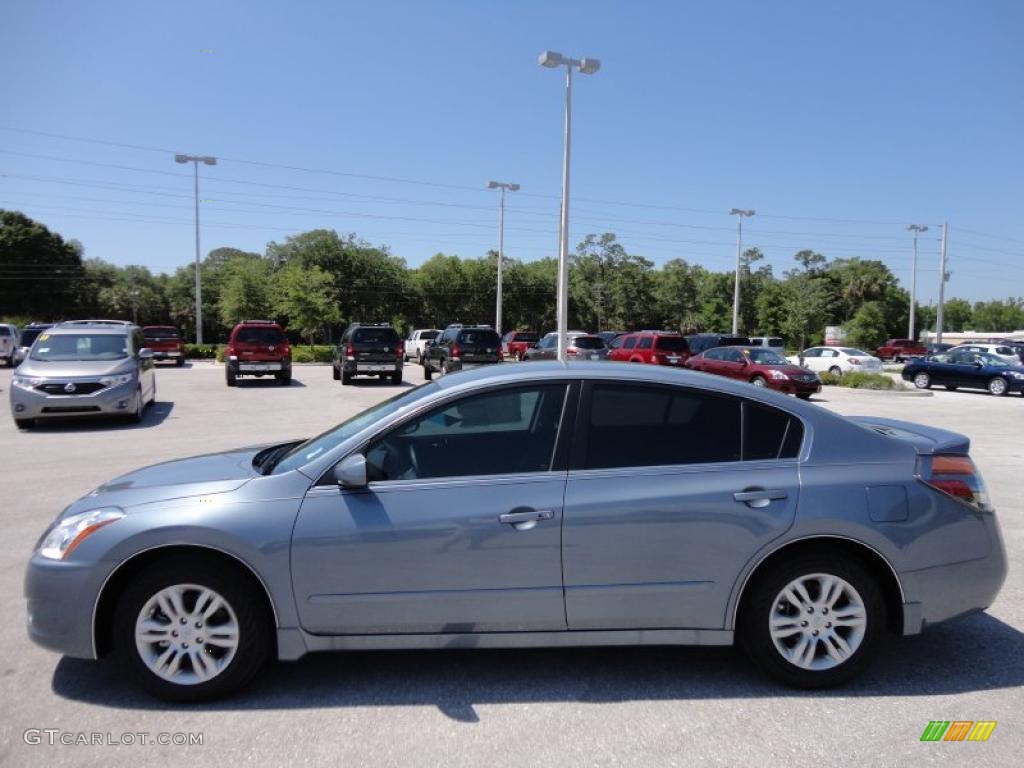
970, 298, 1024, 332
844, 301, 890, 349
0, 209, 85, 318
275, 264, 341, 347
218, 255, 274, 326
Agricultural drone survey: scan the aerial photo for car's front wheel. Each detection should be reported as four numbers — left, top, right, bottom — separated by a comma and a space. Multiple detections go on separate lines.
751, 375, 767, 387
988, 377, 1009, 396
113, 559, 271, 702
739, 553, 883, 688
913, 372, 931, 389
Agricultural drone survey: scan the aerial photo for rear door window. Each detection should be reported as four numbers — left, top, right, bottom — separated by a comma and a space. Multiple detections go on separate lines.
637, 337, 653, 350
582, 384, 741, 469
623, 336, 637, 350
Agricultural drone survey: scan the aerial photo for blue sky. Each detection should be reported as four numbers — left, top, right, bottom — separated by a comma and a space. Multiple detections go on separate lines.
2, 0, 1021, 303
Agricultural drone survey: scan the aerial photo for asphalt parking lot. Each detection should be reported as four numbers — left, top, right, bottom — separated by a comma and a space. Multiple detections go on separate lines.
0, 362, 1021, 767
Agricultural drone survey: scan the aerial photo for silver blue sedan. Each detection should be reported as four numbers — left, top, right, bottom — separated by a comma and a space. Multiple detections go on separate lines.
24, 363, 1006, 700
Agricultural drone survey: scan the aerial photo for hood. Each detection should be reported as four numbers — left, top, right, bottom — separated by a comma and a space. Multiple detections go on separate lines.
16, 358, 135, 379
61, 446, 265, 518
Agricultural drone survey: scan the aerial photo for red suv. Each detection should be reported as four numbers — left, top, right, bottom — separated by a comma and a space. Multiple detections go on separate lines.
501, 330, 540, 361
685, 346, 820, 398
224, 320, 292, 386
142, 325, 186, 366
608, 331, 690, 366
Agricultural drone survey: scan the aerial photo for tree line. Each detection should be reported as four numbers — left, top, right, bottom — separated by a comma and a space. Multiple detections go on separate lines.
2, 209, 1022, 350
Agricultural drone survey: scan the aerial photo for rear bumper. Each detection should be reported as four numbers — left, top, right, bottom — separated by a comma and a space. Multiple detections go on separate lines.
229, 358, 291, 375
342, 360, 402, 375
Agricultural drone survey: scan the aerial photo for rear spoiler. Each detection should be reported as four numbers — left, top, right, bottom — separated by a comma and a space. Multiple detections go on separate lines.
848, 416, 970, 456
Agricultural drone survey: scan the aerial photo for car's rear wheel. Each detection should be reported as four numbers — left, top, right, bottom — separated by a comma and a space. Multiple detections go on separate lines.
276, 372, 291, 386
392, 371, 403, 385
751, 376, 767, 387
226, 367, 237, 387
739, 553, 883, 688
828, 366, 842, 376
332, 364, 340, 381
113, 559, 271, 702
913, 372, 931, 389
423, 362, 433, 380
515, 350, 523, 361
988, 377, 1009, 396
341, 370, 352, 385
176, 358, 185, 368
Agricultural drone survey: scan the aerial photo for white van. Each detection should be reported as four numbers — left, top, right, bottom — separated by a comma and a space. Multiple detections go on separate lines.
748, 336, 785, 354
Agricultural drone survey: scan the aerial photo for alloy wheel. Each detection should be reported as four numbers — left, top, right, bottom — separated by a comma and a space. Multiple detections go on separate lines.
134, 584, 240, 685
913, 372, 930, 389
989, 377, 1007, 396
769, 573, 867, 671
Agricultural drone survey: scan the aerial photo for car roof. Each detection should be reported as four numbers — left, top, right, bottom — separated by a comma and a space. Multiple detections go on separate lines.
50, 322, 131, 334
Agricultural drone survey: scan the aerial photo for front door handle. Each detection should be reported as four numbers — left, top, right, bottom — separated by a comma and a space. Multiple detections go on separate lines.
733, 489, 788, 509
499, 509, 555, 531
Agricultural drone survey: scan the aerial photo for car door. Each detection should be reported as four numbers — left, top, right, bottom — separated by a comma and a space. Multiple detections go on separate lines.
291, 382, 574, 634
562, 381, 801, 629
798, 348, 821, 372
718, 347, 747, 379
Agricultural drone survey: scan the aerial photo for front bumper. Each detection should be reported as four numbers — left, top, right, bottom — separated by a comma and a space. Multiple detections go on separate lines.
769, 378, 821, 395
9, 380, 138, 420
25, 554, 103, 659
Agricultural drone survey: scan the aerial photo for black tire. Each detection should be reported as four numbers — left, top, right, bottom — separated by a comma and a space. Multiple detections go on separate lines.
912, 372, 930, 389
277, 373, 291, 386
332, 364, 340, 381
112, 556, 271, 702
796, 393, 812, 400
988, 377, 1009, 397
945, 385, 958, 391
739, 551, 885, 689
175, 358, 185, 367
226, 367, 237, 387
341, 370, 352, 385
423, 362, 433, 380
750, 375, 768, 388
15, 417, 33, 429
828, 366, 842, 376
392, 371, 403, 385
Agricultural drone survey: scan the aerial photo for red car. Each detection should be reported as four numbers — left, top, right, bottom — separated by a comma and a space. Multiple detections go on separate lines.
876, 338, 927, 362
142, 325, 186, 366
608, 331, 690, 366
501, 330, 540, 361
685, 346, 821, 399
224, 320, 292, 386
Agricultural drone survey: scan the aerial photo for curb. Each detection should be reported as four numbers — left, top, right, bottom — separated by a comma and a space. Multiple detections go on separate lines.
820, 386, 933, 397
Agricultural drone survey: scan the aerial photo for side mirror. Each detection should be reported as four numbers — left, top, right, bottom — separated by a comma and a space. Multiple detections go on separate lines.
139, 347, 154, 359
333, 454, 368, 488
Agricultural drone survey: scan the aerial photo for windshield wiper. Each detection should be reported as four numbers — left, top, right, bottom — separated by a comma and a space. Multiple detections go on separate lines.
253, 440, 305, 475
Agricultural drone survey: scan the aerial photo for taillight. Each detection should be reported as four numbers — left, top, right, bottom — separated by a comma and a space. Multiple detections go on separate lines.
850, 358, 861, 365
346, 343, 355, 359
397, 342, 405, 359
451, 343, 461, 358
919, 455, 992, 513
567, 348, 578, 356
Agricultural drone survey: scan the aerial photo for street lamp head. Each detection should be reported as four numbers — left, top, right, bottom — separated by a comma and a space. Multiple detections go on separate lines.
538, 50, 565, 68
578, 57, 600, 75
487, 181, 500, 189
174, 154, 188, 164
907, 224, 928, 233
729, 208, 755, 217
202, 156, 217, 166
508, 183, 521, 192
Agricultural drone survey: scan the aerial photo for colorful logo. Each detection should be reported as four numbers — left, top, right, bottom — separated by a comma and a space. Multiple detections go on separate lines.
921, 721, 997, 742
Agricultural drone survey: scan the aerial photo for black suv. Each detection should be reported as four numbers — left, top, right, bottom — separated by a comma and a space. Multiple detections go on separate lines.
685, 333, 752, 356
333, 323, 404, 385
423, 325, 502, 379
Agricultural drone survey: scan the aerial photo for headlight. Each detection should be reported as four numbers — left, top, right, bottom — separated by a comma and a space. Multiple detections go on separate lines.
99, 372, 134, 387
1009, 372, 1024, 380
770, 370, 789, 380
38, 508, 124, 560
12, 375, 44, 389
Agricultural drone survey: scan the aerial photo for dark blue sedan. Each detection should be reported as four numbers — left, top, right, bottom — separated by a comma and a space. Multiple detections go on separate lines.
902, 350, 1024, 396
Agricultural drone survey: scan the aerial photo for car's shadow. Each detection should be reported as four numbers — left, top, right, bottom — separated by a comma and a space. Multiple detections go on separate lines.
20, 401, 175, 432
50, 613, 1024, 718
231, 378, 307, 388
339, 378, 416, 389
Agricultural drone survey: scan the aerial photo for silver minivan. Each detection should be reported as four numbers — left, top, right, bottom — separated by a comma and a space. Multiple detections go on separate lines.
9, 320, 157, 428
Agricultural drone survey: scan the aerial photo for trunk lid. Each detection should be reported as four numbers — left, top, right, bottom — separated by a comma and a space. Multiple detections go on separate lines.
849, 416, 970, 455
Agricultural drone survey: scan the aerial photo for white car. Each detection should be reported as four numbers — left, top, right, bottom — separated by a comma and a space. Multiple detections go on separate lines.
947, 343, 1019, 365
0, 324, 20, 367
788, 346, 883, 375
404, 329, 441, 363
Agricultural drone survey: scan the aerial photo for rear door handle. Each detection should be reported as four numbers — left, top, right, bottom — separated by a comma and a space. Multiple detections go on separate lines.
499, 510, 555, 531
733, 489, 788, 508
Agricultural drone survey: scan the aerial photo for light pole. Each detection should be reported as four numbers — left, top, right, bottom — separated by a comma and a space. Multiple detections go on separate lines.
539, 50, 600, 362
906, 224, 928, 340
729, 208, 755, 335
487, 180, 519, 335
175, 153, 217, 344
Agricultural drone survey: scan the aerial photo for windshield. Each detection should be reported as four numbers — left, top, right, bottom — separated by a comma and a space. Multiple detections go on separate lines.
747, 348, 788, 364
31, 333, 128, 361
144, 327, 180, 339
236, 327, 285, 345
654, 336, 688, 351
19, 328, 45, 347
271, 382, 440, 474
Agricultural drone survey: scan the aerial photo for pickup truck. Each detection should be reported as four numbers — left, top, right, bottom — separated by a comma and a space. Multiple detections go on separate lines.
404, 329, 441, 364
142, 325, 186, 366
875, 338, 927, 362
501, 330, 540, 360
